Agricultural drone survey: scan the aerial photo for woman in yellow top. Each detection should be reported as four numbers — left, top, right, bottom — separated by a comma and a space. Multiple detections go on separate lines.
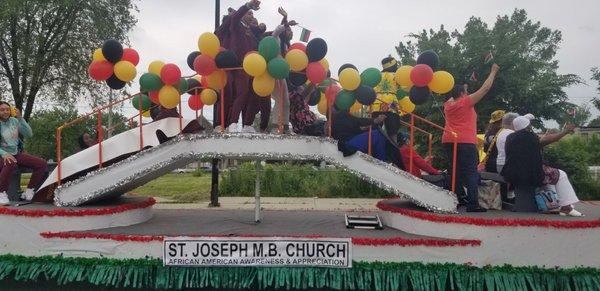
371, 56, 401, 143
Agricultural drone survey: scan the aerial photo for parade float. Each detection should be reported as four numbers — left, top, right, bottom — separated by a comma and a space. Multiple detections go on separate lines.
0, 27, 599, 291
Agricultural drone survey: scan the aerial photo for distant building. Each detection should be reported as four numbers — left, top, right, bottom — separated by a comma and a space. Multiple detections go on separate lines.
575, 126, 600, 137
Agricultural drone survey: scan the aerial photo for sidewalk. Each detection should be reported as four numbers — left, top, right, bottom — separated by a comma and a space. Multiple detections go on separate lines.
153, 196, 382, 211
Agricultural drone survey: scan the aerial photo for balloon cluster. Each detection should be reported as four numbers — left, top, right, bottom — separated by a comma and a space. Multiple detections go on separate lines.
335, 64, 383, 112
242, 36, 291, 97
192, 32, 238, 92
88, 39, 140, 89
394, 50, 455, 106
185, 75, 218, 111
137, 61, 189, 109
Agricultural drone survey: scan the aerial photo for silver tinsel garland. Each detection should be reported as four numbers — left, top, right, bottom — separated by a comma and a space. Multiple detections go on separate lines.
55, 133, 457, 213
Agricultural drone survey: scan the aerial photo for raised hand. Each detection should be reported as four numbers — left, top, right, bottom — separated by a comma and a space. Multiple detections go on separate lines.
278, 7, 287, 17
288, 20, 298, 26
491, 63, 500, 73
248, 0, 261, 10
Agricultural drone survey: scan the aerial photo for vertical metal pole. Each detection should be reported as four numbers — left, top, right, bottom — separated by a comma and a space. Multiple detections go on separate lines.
107, 90, 113, 138
254, 161, 261, 223
209, 0, 221, 208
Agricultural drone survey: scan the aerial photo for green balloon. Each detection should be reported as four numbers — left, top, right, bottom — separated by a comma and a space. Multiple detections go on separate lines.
259, 36, 279, 62
335, 90, 356, 111
178, 78, 188, 93
319, 79, 332, 92
360, 68, 382, 87
139, 73, 163, 92
396, 88, 409, 99
132, 94, 152, 111
267, 58, 290, 80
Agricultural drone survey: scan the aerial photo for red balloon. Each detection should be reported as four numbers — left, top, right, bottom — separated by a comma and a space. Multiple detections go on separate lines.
160, 63, 181, 85
193, 55, 217, 76
188, 94, 204, 110
149, 90, 160, 104
410, 64, 434, 87
306, 62, 326, 84
289, 43, 307, 52
325, 84, 341, 105
88, 60, 113, 81
200, 75, 209, 88
121, 48, 140, 66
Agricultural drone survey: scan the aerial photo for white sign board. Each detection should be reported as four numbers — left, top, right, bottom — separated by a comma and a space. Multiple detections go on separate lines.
163, 237, 352, 268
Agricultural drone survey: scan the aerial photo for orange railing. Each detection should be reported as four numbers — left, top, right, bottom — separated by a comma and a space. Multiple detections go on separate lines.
55, 91, 184, 185
366, 109, 457, 193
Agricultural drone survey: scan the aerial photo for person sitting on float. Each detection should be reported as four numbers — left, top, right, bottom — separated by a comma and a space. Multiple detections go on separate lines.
397, 132, 440, 178
371, 56, 402, 143
331, 109, 405, 170
501, 116, 583, 217
0, 102, 47, 204
481, 110, 505, 173
494, 112, 519, 174
289, 83, 325, 136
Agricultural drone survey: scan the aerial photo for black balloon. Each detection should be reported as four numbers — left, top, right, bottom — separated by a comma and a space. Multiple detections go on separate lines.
101, 39, 123, 63
187, 51, 201, 70
289, 72, 307, 87
354, 85, 376, 105
416, 50, 439, 71
106, 74, 126, 90
337, 63, 358, 75
308, 89, 321, 106
306, 38, 328, 62
215, 50, 240, 68
409, 86, 431, 105
186, 78, 201, 95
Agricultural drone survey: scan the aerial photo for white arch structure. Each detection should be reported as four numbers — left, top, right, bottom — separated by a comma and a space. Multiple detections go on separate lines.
41, 118, 457, 212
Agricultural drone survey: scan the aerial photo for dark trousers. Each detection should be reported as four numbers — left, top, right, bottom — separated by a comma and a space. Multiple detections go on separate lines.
0, 153, 47, 192
245, 92, 271, 129
228, 71, 251, 126
444, 143, 479, 208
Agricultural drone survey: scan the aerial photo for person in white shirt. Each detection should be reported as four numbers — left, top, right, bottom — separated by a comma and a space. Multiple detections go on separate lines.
495, 112, 519, 173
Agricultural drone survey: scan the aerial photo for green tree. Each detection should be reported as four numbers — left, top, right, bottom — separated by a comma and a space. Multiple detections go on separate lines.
25, 106, 133, 160
0, 0, 137, 120
589, 67, 600, 126
395, 9, 581, 130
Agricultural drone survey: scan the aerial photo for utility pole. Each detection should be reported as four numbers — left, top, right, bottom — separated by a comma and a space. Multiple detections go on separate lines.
209, 0, 221, 207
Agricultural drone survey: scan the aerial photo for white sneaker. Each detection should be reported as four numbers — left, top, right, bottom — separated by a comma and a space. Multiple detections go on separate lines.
214, 125, 224, 132
20, 188, 35, 201
226, 123, 239, 133
0, 192, 9, 206
241, 125, 256, 133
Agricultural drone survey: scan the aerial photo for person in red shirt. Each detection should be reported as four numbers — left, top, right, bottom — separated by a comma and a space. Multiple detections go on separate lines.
397, 133, 440, 178
442, 64, 499, 212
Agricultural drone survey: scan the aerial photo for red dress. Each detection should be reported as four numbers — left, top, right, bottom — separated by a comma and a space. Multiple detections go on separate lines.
399, 145, 440, 178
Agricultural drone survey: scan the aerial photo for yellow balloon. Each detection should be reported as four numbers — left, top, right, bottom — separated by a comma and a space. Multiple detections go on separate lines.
319, 58, 329, 72
142, 110, 151, 117
398, 96, 415, 115
395, 65, 414, 88
285, 49, 309, 72
158, 85, 180, 109
428, 71, 455, 94
339, 68, 361, 91
198, 32, 220, 58
92, 48, 105, 61
317, 95, 328, 115
350, 101, 362, 113
148, 60, 165, 75
114, 61, 137, 82
200, 88, 218, 105
243, 53, 267, 77
206, 70, 227, 90
252, 73, 275, 97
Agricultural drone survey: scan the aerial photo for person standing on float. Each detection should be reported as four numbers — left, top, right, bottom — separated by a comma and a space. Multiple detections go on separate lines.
216, 0, 261, 132
371, 56, 402, 143
442, 64, 499, 212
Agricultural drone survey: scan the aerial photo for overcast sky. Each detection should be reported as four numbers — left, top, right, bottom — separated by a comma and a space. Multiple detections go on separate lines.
123, 0, 600, 122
